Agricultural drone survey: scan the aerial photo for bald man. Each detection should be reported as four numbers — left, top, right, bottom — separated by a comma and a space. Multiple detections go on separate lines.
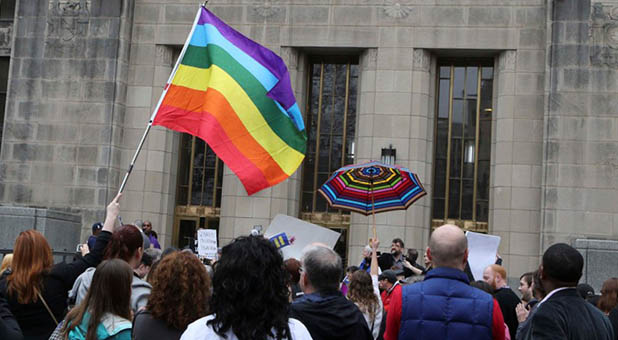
384, 224, 506, 340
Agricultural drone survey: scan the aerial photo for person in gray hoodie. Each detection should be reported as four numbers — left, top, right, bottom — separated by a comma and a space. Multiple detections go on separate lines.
69, 224, 151, 312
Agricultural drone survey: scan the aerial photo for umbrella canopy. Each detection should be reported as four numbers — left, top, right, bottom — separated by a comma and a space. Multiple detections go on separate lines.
317, 161, 427, 216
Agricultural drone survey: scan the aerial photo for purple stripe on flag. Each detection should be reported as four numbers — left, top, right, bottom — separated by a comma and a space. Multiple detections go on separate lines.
198, 7, 296, 110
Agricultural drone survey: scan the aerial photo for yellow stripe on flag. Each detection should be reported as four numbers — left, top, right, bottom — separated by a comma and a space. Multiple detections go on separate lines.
171, 64, 304, 176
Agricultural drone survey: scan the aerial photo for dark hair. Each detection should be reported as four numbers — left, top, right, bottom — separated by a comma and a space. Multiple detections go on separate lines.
520, 272, 534, 286
62, 259, 133, 340
542, 243, 583, 285
392, 238, 405, 248
302, 245, 342, 292
533, 270, 546, 299
104, 225, 143, 263
407, 248, 419, 262
471, 280, 494, 295
147, 252, 210, 330
140, 250, 154, 267
346, 265, 359, 274
284, 258, 301, 284
347, 270, 380, 323
576, 283, 595, 299
208, 236, 290, 340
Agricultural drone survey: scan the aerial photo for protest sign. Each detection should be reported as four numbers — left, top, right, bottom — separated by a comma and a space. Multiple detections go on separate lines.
265, 214, 341, 260
466, 231, 501, 281
197, 229, 218, 259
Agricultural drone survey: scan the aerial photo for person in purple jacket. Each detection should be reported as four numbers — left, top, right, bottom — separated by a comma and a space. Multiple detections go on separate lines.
142, 221, 161, 249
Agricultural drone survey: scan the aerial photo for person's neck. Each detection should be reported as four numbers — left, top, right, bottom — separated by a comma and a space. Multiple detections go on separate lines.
496, 282, 508, 290
392, 253, 402, 260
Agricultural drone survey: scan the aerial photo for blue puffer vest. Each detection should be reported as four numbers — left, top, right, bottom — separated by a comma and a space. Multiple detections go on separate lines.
399, 267, 494, 340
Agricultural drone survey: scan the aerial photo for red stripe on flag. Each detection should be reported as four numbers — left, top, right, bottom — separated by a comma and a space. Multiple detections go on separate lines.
153, 85, 291, 194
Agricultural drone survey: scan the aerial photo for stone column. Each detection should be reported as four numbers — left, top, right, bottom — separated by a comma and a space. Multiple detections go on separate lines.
542, 1, 618, 252
0, 0, 135, 246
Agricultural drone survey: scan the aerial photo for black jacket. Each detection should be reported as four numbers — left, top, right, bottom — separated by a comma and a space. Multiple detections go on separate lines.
520, 288, 614, 340
0, 292, 22, 340
495, 287, 521, 340
609, 306, 618, 340
133, 310, 183, 340
0, 231, 112, 340
289, 290, 372, 340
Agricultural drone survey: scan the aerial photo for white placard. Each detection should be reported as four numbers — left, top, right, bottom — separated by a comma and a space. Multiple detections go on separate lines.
466, 231, 501, 281
264, 214, 341, 260
197, 229, 218, 259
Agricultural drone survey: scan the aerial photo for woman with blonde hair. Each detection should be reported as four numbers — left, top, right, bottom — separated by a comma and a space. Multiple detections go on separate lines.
0, 254, 13, 276
0, 194, 121, 339
347, 239, 383, 339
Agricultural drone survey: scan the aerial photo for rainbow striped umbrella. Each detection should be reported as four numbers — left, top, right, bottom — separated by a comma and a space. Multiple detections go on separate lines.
318, 161, 426, 237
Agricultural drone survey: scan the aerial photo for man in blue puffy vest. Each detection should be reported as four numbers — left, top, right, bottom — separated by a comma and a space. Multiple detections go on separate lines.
384, 224, 506, 340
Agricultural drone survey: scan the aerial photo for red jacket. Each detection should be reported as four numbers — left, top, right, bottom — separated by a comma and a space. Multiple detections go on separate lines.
381, 282, 402, 313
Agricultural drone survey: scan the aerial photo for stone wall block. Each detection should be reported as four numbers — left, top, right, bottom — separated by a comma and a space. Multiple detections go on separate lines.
91, 0, 123, 17
86, 38, 119, 59
554, 0, 590, 21
4, 122, 35, 140
420, 7, 465, 26
208, 6, 244, 24
468, 7, 512, 26
290, 6, 329, 24
333, 6, 375, 26
164, 5, 196, 24
18, 0, 48, 17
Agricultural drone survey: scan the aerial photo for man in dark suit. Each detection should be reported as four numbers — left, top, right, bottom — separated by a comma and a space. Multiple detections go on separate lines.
519, 243, 614, 340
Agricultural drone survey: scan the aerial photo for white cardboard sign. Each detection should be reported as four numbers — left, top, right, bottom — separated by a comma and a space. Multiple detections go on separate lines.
264, 214, 341, 260
197, 229, 218, 259
466, 231, 501, 281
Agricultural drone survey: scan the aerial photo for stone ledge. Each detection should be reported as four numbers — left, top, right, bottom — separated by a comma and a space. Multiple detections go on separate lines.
574, 238, 618, 251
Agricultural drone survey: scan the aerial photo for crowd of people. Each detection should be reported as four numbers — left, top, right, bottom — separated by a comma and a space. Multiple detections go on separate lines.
0, 194, 617, 340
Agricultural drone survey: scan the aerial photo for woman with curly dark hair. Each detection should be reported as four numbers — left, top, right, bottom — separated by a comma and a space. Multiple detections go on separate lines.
133, 251, 211, 340
347, 239, 382, 339
181, 235, 312, 340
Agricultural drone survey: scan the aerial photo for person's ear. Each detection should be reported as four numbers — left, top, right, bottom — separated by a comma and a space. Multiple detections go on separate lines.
462, 248, 469, 265
426, 247, 432, 261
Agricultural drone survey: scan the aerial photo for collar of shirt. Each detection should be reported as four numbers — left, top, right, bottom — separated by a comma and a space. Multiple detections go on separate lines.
537, 286, 576, 307
387, 281, 400, 294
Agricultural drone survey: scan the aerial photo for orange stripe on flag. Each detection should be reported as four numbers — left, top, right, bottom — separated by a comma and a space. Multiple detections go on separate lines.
157, 84, 290, 191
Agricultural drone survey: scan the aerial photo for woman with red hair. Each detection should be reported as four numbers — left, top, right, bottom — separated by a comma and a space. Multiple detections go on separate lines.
0, 194, 121, 340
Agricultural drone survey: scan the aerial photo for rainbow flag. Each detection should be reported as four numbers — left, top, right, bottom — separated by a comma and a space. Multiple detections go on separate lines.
152, 6, 306, 195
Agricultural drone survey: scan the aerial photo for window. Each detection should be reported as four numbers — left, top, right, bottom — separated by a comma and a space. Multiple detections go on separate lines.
299, 56, 359, 266
174, 133, 224, 248
0, 0, 15, 20
431, 61, 493, 232
300, 57, 359, 215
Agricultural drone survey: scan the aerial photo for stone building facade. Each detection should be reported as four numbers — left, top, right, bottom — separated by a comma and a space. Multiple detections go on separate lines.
0, 0, 617, 287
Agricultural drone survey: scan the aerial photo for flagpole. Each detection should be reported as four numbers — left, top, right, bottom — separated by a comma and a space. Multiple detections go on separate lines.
116, 7, 203, 195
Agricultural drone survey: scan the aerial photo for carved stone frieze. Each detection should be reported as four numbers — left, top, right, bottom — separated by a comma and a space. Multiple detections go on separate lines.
252, 0, 282, 18
383, 0, 412, 19
413, 48, 430, 72
0, 22, 12, 56
47, 0, 91, 42
590, 3, 618, 68
498, 50, 516, 71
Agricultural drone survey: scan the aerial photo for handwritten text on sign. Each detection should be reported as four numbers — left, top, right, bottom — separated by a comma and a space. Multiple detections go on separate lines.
197, 229, 217, 259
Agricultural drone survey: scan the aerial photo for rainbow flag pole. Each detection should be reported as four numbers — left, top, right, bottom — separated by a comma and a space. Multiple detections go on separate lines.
118, 2, 306, 196
117, 4, 203, 195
